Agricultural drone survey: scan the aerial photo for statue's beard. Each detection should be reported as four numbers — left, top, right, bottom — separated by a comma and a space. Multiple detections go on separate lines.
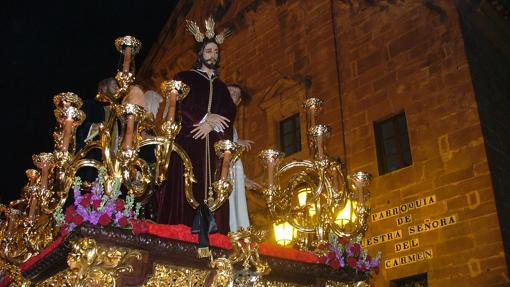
202, 57, 218, 69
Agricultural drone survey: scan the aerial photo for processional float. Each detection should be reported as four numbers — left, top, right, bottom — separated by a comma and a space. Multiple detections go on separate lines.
0, 34, 373, 287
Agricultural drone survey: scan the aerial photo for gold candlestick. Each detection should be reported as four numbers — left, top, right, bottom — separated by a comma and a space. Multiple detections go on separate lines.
122, 47, 132, 73
160, 80, 190, 122
116, 103, 145, 151
167, 91, 177, 122
123, 115, 135, 150
220, 150, 232, 180
30, 153, 55, 220
214, 140, 242, 176
32, 153, 55, 190
196, 140, 242, 211
350, 171, 372, 207
53, 92, 84, 152
258, 149, 284, 187
303, 98, 323, 129
6, 209, 20, 237
308, 125, 330, 160
62, 117, 74, 152
115, 36, 141, 73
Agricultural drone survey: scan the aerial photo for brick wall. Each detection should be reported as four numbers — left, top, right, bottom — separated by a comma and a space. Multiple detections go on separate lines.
140, 0, 509, 285
333, 1, 509, 285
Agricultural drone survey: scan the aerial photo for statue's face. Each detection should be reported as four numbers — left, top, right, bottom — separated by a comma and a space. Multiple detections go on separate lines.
107, 79, 119, 95
201, 42, 219, 69
99, 79, 119, 97
228, 86, 241, 106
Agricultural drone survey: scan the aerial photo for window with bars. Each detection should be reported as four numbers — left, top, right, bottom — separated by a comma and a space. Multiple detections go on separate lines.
374, 112, 412, 175
279, 113, 301, 156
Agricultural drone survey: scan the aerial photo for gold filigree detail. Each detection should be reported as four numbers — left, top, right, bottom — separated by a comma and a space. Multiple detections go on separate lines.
53, 92, 83, 109
302, 98, 323, 111
307, 124, 331, 138
254, 281, 311, 287
140, 263, 209, 287
209, 257, 233, 287
37, 238, 141, 287
324, 281, 370, 287
54, 106, 85, 124
160, 80, 190, 101
0, 260, 31, 287
228, 227, 270, 275
32, 153, 55, 169
160, 120, 182, 138
115, 36, 142, 55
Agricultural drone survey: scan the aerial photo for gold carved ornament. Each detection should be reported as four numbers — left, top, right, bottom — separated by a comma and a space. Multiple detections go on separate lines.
37, 238, 141, 287
228, 227, 270, 275
0, 258, 31, 287
140, 263, 209, 287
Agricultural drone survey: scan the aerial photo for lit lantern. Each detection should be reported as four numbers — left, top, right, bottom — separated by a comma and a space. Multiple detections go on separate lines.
335, 199, 357, 227
273, 222, 294, 246
297, 188, 310, 206
308, 202, 320, 217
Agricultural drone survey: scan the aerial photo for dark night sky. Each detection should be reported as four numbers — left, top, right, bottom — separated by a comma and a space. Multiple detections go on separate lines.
2, 0, 178, 203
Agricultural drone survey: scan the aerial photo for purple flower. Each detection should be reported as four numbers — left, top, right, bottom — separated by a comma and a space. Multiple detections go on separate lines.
90, 184, 97, 195
113, 211, 124, 224
338, 255, 345, 268
73, 188, 83, 206
76, 205, 88, 219
346, 243, 354, 257
88, 210, 100, 225
102, 201, 114, 216
370, 257, 380, 268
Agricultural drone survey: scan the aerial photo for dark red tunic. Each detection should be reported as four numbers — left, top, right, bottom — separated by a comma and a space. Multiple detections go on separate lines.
155, 69, 236, 234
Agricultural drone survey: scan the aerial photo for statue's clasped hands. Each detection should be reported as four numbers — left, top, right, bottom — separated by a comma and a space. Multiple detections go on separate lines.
191, 113, 230, 139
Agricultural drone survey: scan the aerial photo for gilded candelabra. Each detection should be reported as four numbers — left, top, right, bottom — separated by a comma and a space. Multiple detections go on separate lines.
0, 35, 239, 265
258, 98, 372, 250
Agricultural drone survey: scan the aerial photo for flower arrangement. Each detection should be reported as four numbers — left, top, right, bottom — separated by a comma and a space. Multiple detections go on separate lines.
53, 167, 148, 234
317, 233, 381, 276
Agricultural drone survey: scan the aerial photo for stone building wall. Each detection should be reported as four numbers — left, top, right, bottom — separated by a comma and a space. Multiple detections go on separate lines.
139, 0, 509, 285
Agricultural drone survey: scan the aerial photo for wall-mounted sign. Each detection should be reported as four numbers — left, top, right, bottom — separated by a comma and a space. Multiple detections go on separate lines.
408, 215, 457, 235
394, 238, 419, 253
366, 193, 461, 270
363, 230, 403, 247
384, 249, 433, 269
371, 195, 436, 223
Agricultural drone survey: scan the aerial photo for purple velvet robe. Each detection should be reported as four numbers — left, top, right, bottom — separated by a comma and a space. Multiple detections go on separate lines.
156, 69, 236, 234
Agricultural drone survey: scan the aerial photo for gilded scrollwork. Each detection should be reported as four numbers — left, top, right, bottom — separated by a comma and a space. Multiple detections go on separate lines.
228, 227, 270, 275
210, 257, 234, 287
36, 238, 141, 287
0, 259, 31, 287
324, 281, 370, 287
253, 279, 311, 287
140, 263, 209, 287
